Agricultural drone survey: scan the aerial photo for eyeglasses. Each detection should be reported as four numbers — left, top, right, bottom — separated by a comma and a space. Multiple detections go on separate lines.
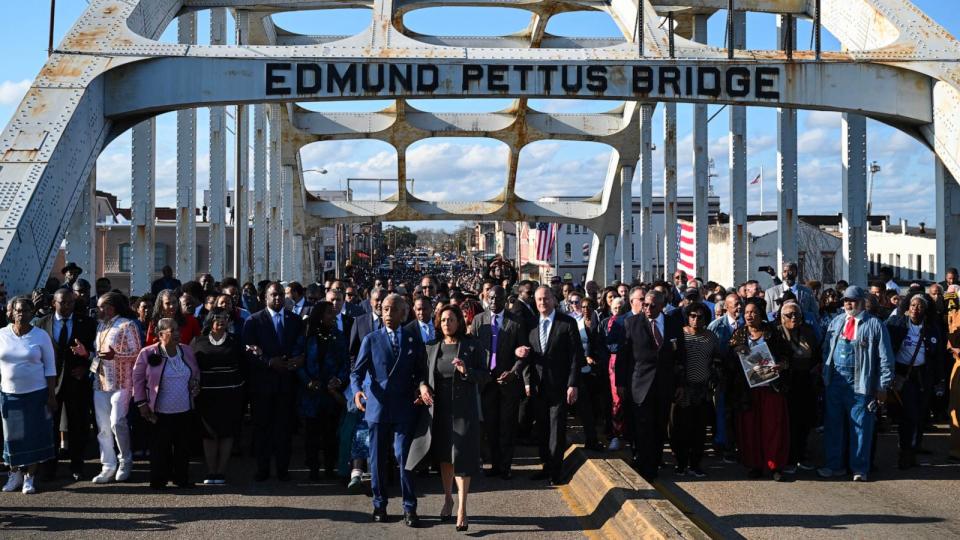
688, 313, 701, 319
783, 313, 802, 320
345, 292, 355, 297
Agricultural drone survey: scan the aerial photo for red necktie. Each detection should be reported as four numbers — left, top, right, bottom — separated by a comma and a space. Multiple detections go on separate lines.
651, 320, 663, 348
843, 316, 856, 341
607, 315, 616, 332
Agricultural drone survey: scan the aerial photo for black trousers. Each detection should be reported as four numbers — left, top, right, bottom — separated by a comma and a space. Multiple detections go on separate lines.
787, 370, 818, 464
631, 393, 670, 480
251, 390, 294, 475
304, 408, 341, 473
895, 366, 930, 453
534, 395, 568, 478
44, 378, 92, 477
670, 401, 708, 469
576, 373, 603, 447
482, 377, 523, 471
150, 411, 194, 487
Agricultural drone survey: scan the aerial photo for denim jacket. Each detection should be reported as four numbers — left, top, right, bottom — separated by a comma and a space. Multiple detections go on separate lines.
708, 315, 743, 357
822, 311, 895, 396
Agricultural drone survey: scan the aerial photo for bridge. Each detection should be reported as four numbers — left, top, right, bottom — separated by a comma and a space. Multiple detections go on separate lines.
1, 0, 959, 294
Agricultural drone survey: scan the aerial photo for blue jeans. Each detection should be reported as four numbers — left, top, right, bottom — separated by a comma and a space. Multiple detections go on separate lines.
368, 421, 416, 512
823, 371, 875, 476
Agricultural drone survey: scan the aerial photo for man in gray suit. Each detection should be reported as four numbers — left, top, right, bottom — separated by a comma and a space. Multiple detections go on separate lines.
764, 261, 818, 317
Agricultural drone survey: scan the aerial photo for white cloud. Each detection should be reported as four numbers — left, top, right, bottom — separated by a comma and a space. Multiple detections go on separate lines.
804, 110, 840, 130
0, 80, 29, 107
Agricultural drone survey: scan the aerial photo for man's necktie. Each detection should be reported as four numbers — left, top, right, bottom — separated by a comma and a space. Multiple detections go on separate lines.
57, 320, 69, 351
540, 319, 550, 352
273, 312, 283, 340
490, 314, 499, 370
651, 320, 663, 349
843, 316, 856, 341
390, 329, 400, 359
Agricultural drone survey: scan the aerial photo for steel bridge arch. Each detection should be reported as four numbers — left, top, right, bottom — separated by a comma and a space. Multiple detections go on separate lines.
0, 0, 958, 294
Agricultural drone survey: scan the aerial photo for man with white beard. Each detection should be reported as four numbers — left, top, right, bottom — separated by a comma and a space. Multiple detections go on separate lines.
817, 286, 894, 482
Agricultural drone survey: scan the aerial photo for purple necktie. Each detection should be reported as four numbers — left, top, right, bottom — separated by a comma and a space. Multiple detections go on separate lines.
490, 314, 499, 371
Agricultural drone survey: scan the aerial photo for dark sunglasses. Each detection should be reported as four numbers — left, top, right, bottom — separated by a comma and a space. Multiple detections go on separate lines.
783, 313, 802, 319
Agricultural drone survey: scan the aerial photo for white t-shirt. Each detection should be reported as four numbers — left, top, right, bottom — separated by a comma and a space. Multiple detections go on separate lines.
0, 325, 56, 394
896, 322, 926, 367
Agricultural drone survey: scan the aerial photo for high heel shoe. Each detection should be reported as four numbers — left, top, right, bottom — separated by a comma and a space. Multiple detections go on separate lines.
456, 516, 468, 532
440, 500, 454, 522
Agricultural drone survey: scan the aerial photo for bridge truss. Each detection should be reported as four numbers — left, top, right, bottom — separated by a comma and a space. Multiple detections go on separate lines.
0, 0, 958, 293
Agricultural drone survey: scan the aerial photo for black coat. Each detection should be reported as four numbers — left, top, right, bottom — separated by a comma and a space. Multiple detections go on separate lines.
523, 311, 584, 403
471, 309, 528, 375
241, 309, 305, 395
406, 337, 490, 473
886, 315, 946, 388
349, 312, 381, 362
35, 313, 96, 396
616, 313, 686, 405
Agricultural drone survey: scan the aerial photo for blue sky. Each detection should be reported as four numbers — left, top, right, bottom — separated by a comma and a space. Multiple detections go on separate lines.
0, 1, 957, 232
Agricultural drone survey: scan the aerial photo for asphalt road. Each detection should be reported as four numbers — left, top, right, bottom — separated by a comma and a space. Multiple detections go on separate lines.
0, 445, 585, 539
657, 424, 960, 539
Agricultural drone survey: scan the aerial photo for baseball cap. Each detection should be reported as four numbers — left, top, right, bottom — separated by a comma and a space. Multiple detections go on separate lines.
842, 285, 866, 301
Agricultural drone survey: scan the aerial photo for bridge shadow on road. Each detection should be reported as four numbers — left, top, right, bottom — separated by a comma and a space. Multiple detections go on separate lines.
0, 505, 371, 532
721, 513, 943, 531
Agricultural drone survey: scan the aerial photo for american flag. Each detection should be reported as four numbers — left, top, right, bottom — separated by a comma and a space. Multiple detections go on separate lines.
535, 222, 557, 262
677, 221, 696, 279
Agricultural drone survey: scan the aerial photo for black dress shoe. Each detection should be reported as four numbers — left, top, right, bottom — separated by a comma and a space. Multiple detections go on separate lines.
372, 509, 387, 523
254, 470, 269, 482
403, 511, 420, 528
71, 472, 84, 482
501, 469, 513, 480
530, 468, 551, 481
483, 467, 502, 477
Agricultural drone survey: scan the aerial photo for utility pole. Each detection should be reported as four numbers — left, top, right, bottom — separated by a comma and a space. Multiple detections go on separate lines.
48, 1, 56, 56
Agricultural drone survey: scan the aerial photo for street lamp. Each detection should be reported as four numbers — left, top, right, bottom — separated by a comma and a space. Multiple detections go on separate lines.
867, 161, 881, 218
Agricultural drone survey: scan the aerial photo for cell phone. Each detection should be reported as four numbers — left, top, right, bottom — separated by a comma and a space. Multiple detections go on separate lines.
757, 266, 775, 275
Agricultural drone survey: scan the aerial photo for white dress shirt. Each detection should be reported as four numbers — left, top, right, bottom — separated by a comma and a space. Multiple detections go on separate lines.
538, 310, 556, 350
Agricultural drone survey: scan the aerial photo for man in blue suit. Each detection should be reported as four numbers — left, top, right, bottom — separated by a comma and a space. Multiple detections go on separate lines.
351, 293, 426, 527
242, 282, 305, 482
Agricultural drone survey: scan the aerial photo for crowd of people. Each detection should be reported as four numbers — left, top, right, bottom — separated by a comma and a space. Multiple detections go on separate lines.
1, 256, 959, 530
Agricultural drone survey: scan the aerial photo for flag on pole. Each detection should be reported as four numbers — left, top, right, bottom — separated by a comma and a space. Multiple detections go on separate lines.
677, 221, 696, 279
535, 222, 557, 262
749, 171, 762, 185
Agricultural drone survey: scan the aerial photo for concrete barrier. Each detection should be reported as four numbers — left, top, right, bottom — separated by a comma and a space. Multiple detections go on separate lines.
558, 445, 711, 540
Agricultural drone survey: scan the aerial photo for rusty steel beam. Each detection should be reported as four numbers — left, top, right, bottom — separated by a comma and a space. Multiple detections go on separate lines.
0, 0, 959, 296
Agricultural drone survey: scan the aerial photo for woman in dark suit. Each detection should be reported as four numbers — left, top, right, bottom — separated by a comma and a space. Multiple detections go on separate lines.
407, 304, 489, 532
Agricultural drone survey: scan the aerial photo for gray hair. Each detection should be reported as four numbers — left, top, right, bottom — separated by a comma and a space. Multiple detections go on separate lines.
781, 301, 802, 314
369, 287, 386, 300
644, 289, 666, 306
382, 293, 408, 313
155, 317, 180, 334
